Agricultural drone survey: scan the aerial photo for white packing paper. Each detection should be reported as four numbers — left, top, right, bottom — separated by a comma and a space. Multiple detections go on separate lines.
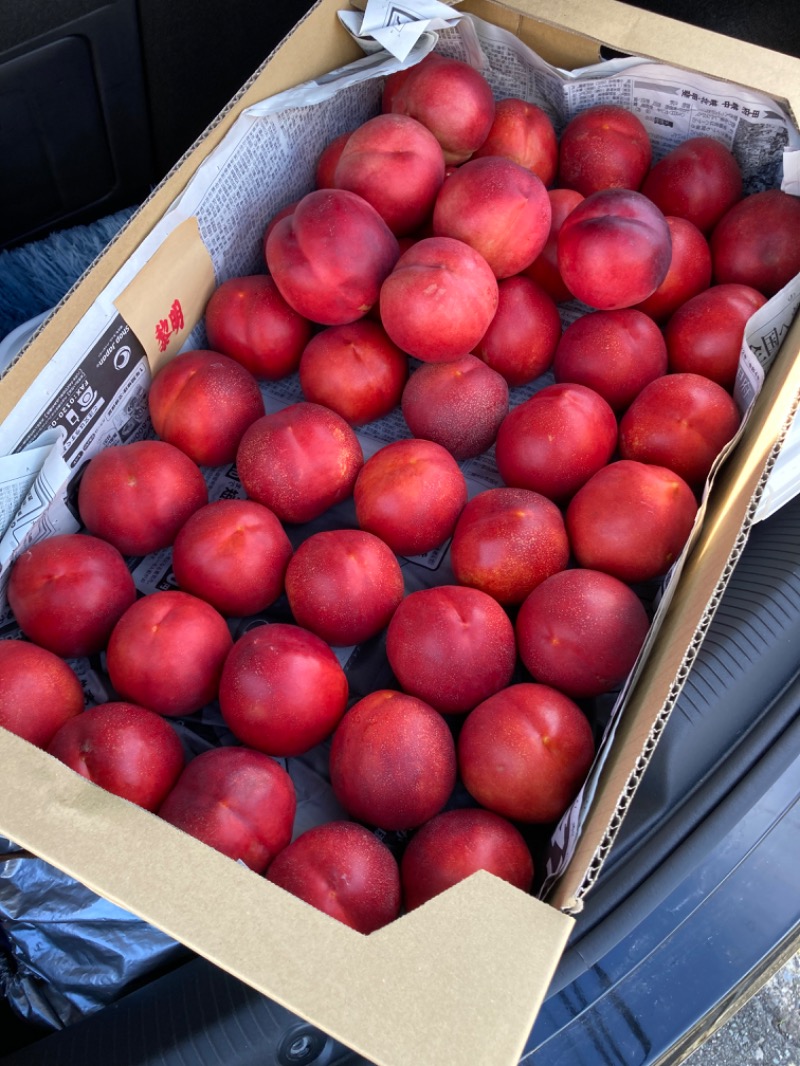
339, 0, 464, 60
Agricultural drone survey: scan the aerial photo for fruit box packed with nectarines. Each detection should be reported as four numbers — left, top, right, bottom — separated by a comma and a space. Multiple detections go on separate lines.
2, 0, 800, 1049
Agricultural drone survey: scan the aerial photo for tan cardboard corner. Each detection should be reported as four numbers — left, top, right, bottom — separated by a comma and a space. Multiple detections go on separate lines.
3, 730, 573, 1066
3, 2, 800, 1065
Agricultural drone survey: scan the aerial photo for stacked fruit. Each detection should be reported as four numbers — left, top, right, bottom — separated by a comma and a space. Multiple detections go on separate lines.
2, 51, 799, 935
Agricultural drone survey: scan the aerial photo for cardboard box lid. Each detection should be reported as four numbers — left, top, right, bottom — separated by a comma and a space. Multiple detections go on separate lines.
3, 729, 573, 1066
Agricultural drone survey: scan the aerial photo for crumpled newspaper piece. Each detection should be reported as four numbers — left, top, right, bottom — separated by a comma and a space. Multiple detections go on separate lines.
338, 0, 463, 60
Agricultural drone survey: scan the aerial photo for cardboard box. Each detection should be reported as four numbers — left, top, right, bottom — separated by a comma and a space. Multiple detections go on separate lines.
2, 2, 800, 1064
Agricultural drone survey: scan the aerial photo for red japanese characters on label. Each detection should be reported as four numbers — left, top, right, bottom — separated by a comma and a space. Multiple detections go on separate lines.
154, 299, 185, 352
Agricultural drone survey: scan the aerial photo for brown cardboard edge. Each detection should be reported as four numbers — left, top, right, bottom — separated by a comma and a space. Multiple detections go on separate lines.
550, 309, 800, 912
460, 0, 604, 68
2, 730, 573, 1066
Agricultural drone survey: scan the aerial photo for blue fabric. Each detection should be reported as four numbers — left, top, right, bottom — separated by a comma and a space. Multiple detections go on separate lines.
0, 208, 138, 341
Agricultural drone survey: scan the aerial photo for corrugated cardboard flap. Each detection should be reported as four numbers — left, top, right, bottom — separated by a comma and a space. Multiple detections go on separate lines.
3, 729, 573, 1066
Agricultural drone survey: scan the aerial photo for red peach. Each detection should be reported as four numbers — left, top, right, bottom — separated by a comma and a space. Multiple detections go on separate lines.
266, 821, 401, 934
148, 349, 265, 467
557, 188, 672, 310
474, 274, 562, 387
47, 702, 185, 812
664, 283, 766, 391
353, 438, 467, 557
379, 236, 499, 362
632, 215, 713, 323
641, 135, 743, 234
383, 53, 495, 165
553, 308, 668, 412
77, 440, 208, 557
315, 130, 352, 189
106, 590, 233, 718
710, 189, 800, 297
618, 372, 742, 489
432, 156, 551, 278
284, 529, 404, 646
557, 104, 652, 196
458, 683, 595, 824
329, 689, 457, 830
158, 746, 296, 874
381, 65, 416, 114
265, 188, 400, 325
494, 382, 618, 502
473, 97, 558, 185
523, 187, 585, 303
566, 460, 698, 583
8, 533, 136, 658
219, 623, 349, 757
516, 568, 651, 698
400, 355, 509, 460
450, 487, 570, 605
298, 320, 408, 426
386, 584, 517, 714
333, 113, 445, 235
205, 275, 313, 381
400, 807, 534, 911
236, 402, 363, 525
171, 499, 293, 618
0, 639, 84, 747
